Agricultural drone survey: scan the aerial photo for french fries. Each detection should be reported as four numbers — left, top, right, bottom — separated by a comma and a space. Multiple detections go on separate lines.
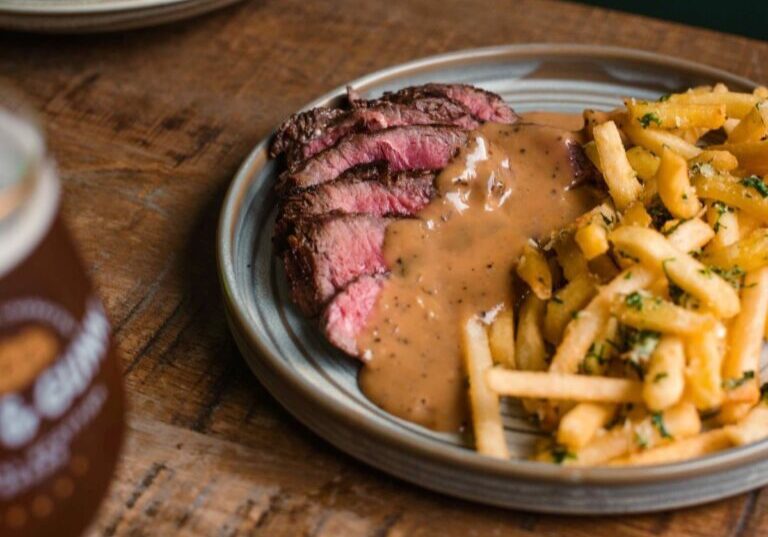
462, 317, 509, 458
625, 99, 726, 130
729, 101, 768, 144
643, 336, 685, 411
720, 267, 768, 423
609, 226, 740, 318
612, 292, 714, 335
701, 228, 768, 272
516, 241, 552, 300
690, 150, 739, 172
515, 293, 547, 372
557, 403, 615, 450
686, 327, 725, 411
543, 273, 597, 344
464, 84, 768, 467
612, 429, 731, 466
656, 147, 701, 219
623, 122, 702, 159
489, 309, 516, 368
711, 141, 768, 175
593, 121, 642, 209
486, 369, 644, 403
694, 173, 768, 223
668, 90, 759, 119
568, 403, 700, 466
625, 146, 660, 182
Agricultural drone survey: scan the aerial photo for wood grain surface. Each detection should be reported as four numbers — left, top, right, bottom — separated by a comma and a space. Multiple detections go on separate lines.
1, 0, 767, 534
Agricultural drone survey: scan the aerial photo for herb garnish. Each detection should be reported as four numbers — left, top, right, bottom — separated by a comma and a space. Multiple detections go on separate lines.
651, 412, 672, 439
711, 265, 746, 290
723, 370, 755, 390
647, 195, 673, 229
639, 112, 662, 128
625, 291, 644, 311
551, 445, 577, 464
741, 175, 768, 198
653, 372, 668, 383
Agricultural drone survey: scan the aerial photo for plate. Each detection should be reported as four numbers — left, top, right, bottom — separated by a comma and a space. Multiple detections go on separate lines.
217, 44, 768, 514
0, 0, 241, 32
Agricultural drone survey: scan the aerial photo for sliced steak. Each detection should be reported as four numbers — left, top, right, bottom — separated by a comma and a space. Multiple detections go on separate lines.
280, 125, 467, 191
282, 98, 478, 166
284, 215, 392, 316
360, 83, 518, 124
321, 274, 385, 356
275, 164, 435, 240
270, 106, 347, 160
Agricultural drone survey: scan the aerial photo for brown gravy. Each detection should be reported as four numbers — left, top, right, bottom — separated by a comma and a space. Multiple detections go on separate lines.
357, 112, 598, 431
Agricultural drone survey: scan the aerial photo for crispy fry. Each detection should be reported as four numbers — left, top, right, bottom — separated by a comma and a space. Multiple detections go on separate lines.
625, 99, 726, 130
626, 146, 660, 183
690, 150, 739, 172
657, 147, 701, 219
686, 327, 725, 411
621, 201, 653, 227
489, 308, 515, 368
609, 226, 740, 318
461, 317, 509, 458
720, 267, 768, 422
583, 140, 602, 173
515, 292, 547, 372
666, 218, 715, 252
611, 429, 731, 466
728, 101, 768, 144
669, 91, 759, 119
593, 121, 642, 209
726, 403, 768, 445
612, 292, 714, 335
701, 228, 768, 272
486, 369, 644, 403
553, 235, 590, 281
571, 402, 700, 466
644, 336, 686, 411
705, 201, 739, 252
516, 241, 552, 300
624, 122, 702, 159
544, 273, 597, 344
694, 173, 768, 223
557, 403, 616, 451
711, 141, 768, 175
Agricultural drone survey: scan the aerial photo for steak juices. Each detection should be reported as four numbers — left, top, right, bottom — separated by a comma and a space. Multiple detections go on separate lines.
270, 84, 598, 431
0, 107, 124, 535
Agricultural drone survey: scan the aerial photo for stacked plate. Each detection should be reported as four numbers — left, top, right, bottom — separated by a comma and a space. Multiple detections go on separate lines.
0, 0, 241, 32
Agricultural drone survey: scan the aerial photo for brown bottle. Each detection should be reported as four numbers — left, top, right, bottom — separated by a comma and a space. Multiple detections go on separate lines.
0, 104, 125, 535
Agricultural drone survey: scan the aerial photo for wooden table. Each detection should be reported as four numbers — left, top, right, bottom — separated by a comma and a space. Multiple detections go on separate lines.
3, 1, 767, 534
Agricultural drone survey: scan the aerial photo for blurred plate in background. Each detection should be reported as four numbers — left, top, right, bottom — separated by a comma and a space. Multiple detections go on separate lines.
0, 0, 241, 33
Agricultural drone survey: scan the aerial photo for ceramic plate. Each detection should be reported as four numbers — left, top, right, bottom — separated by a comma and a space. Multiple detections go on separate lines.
0, 0, 240, 32
217, 44, 768, 514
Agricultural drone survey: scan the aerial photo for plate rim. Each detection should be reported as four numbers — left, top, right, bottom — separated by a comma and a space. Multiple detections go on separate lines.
217, 43, 768, 490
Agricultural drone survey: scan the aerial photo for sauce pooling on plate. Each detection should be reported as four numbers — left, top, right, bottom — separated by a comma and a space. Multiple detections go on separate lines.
358, 113, 599, 431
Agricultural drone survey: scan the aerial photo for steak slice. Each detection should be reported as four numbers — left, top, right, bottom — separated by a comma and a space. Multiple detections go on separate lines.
275, 164, 436, 241
280, 98, 478, 167
284, 215, 392, 316
359, 83, 518, 124
321, 274, 385, 356
270, 106, 346, 160
280, 125, 467, 191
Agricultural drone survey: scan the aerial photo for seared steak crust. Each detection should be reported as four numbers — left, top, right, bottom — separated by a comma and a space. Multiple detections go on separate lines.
358, 83, 519, 124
